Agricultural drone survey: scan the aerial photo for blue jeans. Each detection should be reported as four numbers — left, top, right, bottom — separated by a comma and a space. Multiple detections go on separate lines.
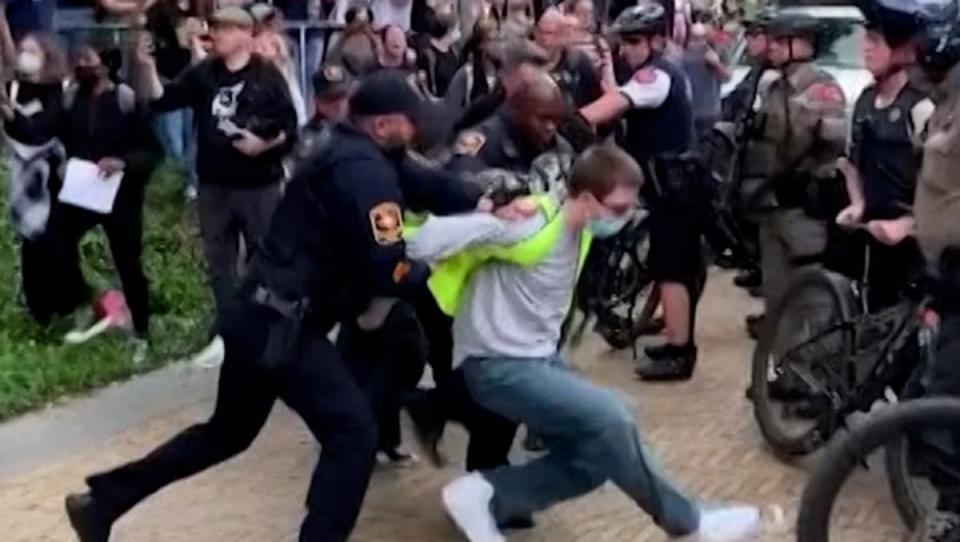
153, 108, 196, 188
461, 355, 701, 536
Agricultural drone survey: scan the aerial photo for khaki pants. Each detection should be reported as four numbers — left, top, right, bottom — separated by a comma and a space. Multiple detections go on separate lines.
759, 208, 827, 308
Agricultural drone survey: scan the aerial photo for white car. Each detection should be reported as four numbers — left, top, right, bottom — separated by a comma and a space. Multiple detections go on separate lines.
721, 5, 873, 115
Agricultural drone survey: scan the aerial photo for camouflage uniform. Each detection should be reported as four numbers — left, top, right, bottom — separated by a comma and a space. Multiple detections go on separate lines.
747, 60, 847, 305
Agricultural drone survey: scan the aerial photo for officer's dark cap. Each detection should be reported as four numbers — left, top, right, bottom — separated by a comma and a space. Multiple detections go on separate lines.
350, 70, 423, 119
313, 64, 354, 99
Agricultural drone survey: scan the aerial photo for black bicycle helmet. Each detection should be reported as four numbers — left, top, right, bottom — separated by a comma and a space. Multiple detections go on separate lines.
860, 0, 954, 46
610, 1, 667, 36
918, 17, 960, 74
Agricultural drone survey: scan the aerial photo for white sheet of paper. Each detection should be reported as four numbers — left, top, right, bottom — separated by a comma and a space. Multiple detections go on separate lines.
58, 158, 123, 214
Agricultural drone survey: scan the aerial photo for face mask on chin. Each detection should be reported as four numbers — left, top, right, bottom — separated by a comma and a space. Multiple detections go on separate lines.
74, 65, 103, 88
587, 214, 630, 238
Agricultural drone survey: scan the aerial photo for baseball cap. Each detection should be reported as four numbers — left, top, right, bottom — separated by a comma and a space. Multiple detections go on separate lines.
349, 69, 424, 119
210, 6, 255, 29
313, 64, 355, 99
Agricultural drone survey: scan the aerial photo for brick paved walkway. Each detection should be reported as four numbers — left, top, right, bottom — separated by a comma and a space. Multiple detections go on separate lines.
0, 272, 907, 541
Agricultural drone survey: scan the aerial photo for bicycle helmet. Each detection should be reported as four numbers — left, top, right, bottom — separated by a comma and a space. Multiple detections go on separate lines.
610, 1, 667, 36
918, 17, 960, 75
860, 0, 955, 46
742, 6, 777, 34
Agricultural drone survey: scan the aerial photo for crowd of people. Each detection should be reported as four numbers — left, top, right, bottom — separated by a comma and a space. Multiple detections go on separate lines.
0, 0, 958, 540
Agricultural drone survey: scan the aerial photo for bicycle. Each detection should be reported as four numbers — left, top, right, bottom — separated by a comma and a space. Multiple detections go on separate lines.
797, 397, 960, 541
749, 235, 933, 458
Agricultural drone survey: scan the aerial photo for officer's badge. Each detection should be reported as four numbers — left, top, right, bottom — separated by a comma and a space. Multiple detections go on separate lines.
889, 107, 902, 123
454, 131, 486, 157
369, 202, 404, 245
323, 65, 344, 82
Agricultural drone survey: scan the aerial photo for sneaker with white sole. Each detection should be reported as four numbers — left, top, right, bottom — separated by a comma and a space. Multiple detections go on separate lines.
442, 473, 505, 542
687, 505, 762, 541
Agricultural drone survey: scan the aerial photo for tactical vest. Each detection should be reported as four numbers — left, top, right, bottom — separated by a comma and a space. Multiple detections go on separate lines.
621, 56, 695, 164
851, 83, 927, 220
422, 195, 593, 316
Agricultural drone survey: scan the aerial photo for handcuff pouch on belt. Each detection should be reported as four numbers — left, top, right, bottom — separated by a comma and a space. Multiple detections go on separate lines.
645, 153, 712, 210
252, 285, 312, 371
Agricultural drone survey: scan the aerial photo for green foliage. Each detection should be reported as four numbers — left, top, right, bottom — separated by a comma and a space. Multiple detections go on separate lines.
0, 165, 212, 419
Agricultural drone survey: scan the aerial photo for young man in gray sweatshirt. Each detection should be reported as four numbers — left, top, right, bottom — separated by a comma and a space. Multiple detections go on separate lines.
407, 145, 764, 541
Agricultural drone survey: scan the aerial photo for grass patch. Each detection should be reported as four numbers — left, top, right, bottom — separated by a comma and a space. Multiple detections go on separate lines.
0, 165, 212, 420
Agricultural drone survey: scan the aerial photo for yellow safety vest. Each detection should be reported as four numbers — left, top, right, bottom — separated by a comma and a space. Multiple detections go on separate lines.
419, 195, 593, 316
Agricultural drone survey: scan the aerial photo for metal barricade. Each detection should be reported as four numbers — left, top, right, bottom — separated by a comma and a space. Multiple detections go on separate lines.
53, 10, 344, 96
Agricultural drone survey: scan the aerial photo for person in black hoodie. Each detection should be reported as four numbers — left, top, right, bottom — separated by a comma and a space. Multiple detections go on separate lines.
2, 32, 67, 324
134, 6, 298, 319
48, 43, 162, 361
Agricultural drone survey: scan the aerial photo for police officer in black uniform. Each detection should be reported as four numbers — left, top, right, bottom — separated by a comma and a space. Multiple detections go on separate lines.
448, 68, 573, 176
64, 71, 486, 542
580, 2, 702, 380
829, 0, 931, 310
296, 63, 354, 160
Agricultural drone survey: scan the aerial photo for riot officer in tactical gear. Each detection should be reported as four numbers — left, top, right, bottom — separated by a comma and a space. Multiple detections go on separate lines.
742, 12, 848, 338
64, 71, 489, 542
580, 2, 704, 381
829, 0, 932, 310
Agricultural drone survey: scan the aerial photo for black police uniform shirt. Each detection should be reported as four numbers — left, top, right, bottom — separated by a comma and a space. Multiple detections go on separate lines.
151, 54, 298, 188
447, 108, 573, 175
252, 123, 482, 326
619, 56, 695, 164
850, 83, 933, 221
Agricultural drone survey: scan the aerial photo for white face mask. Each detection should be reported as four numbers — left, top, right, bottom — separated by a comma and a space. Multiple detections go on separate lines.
17, 51, 43, 75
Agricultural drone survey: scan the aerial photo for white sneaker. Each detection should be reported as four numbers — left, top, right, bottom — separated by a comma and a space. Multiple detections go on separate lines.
441, 473, 505, 542
689, 505, 762, 541
190, 336, 225, 369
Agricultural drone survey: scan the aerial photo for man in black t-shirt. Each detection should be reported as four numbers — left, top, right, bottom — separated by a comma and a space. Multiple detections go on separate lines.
135, 6, 298, 317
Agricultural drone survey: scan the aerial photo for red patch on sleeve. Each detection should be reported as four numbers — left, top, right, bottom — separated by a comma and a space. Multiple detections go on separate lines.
806, 83, 843, 103
632, 68, 658, 84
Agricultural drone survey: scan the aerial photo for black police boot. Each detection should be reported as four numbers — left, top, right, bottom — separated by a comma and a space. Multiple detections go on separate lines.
65, 492, 113, 542
745, 313, 765, 340
734, 268, 762, 289
635, 344, 698, 381
403, 389, 446, 467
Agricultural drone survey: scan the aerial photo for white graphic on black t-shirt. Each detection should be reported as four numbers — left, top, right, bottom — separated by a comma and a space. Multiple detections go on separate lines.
212, 81, 245, 136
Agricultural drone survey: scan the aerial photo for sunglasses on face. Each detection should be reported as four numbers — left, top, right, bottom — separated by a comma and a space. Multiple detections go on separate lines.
621, 36, 646, 46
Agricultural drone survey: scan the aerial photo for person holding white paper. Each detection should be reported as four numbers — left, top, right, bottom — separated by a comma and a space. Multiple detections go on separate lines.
45, 44, 162, 362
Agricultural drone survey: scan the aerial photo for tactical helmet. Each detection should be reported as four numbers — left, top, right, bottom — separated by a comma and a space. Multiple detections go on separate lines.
765, 12, 823, 41
610, 1, 667, 36
742, 6, 777, 34
918, 18, 960, 74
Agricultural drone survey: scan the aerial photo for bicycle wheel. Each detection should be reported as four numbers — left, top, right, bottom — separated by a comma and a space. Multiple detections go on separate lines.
798, 398, 960, 542
593, 219, 658, 350
751, 268, 857, 457
885, 426, 940, 530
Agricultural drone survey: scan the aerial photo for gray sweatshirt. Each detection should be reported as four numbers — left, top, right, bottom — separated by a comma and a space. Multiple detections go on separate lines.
406, 205, 583, 365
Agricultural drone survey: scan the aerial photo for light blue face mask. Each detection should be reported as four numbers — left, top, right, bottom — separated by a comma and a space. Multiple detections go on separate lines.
587, 215, 630, 238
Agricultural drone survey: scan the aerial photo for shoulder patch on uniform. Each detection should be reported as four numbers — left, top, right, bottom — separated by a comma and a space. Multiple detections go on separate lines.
453, 131, 487, 157
805, 82, 844, 104
632, 68, 658, 84
369, 202, 404, 246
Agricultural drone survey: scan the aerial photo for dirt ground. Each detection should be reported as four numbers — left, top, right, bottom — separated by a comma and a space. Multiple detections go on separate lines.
0, 271, 908, 541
